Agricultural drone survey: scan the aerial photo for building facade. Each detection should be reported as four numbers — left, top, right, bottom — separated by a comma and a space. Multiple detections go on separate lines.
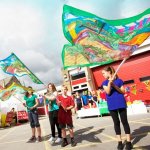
62, 50, 150, 102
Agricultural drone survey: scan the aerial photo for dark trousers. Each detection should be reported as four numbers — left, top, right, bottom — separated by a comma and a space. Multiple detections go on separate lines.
109, 108, 131, 135
49, 110, 61, 138
77, 102, 82, 110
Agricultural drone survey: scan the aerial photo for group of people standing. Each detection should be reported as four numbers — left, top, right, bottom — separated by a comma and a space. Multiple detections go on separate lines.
23, 65, 133, 150
74, 89, 106, 111
24, 84, 76, 147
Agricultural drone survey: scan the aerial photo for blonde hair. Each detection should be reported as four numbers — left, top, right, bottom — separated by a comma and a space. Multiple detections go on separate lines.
62, 85, 68, 90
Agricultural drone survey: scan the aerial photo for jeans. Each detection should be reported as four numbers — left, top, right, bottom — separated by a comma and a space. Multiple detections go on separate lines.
28, 109, 40, 128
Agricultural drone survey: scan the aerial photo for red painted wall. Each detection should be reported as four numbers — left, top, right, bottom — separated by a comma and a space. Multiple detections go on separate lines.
71, 77, 87, 86
92, 51, 150, 101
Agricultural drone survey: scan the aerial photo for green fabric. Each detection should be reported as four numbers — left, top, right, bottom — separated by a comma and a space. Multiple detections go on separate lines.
98, 102, 109, 115
0, 53, 43, 84
24, 94, 37, 111
48, 99, 59, 112
62, 5, 150, 69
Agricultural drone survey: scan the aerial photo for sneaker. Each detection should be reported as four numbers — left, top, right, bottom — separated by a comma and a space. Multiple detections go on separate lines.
36, 136, 42, 142
55, 138, 62, 143
27, 136, 36, 143
61, 139, 68, 147
48, 137, 56, 142
117, 141, 123, 150
125, 142, 133, 150
71, 139, 77, 147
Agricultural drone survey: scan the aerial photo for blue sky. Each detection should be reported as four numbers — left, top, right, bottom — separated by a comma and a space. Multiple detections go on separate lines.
0, 0, 150, 89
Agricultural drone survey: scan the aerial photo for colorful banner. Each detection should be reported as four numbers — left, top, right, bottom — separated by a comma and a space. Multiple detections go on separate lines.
0, 82, 33, 101
62, 5, 150, 69
0, 53, 43, 84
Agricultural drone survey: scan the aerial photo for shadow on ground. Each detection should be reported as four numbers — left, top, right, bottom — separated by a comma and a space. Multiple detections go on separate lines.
132, 126, 150, 149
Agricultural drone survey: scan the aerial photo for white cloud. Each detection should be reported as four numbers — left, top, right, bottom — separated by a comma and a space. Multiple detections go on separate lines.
120, 0, 150, 18
0, 2, 63, 88
0, 3, 47, 52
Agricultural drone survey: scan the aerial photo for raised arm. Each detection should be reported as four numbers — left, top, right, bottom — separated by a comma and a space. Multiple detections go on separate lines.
44, 91, 58, 101
112, 84, 125, 94
66, 96, 75, 110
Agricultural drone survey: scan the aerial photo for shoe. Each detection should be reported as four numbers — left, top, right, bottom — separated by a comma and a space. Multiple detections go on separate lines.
125, 142, 133, 150
71, 139, 77, 147
61, 139, 68, 147
55, 138, 62, 143
36, 136, 42, 142
48, 137, 56, 142
27, 136, 36, 143
117, 141, 123, 150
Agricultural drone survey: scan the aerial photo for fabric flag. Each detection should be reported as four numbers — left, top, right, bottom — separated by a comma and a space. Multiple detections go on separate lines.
0, 82, 33, 101
62, 5, 150, 69
0, 53, 43, 84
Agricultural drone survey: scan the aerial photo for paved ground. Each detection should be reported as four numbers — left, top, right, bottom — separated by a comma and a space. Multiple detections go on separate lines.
0, 112, 150, 150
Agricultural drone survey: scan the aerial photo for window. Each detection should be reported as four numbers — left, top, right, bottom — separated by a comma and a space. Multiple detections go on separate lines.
73, 86, 79, 89
81, 84, 87, 87
139, 76, 150, 82
71, 72, 86, 80
124, 80, 134, 84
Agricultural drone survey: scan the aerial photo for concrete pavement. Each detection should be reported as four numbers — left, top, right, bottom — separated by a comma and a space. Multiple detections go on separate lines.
0, 112, 150, 150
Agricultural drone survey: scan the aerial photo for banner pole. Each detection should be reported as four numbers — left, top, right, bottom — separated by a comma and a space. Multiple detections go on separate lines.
112, 58, 127, 80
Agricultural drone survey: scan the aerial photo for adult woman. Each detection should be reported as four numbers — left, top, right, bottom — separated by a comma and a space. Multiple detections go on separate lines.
44, 83, 61, 143
101, 66, 133, 150
24, 86, 42, 142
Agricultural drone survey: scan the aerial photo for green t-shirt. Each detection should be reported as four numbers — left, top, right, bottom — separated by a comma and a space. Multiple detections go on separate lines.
48, 99, 59, 112
45, 92, 59, 112
24, 94, 37, 111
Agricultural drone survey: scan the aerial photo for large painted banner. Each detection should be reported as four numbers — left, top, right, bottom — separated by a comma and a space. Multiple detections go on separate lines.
0, 82, 32, 101
62, 5, 150, 69
0, 53, 43, 84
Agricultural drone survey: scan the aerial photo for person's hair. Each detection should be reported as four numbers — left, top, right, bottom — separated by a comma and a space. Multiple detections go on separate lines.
46, 83, 57, 93
92, 90, 97, 96
25, 86, 33, 97
98, 86, 104, 90
75, 91, 80, 96
88, 91, 92, 95
103, 66, 118, 78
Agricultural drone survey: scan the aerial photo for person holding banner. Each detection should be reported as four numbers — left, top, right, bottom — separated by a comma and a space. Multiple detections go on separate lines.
24, 86, 42, 143
44, 83, 62, 144
101, 66, 133, 150
57, 85, 76, 147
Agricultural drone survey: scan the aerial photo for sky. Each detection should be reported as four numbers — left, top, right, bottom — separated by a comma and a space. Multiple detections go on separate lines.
0, 0, 150, 89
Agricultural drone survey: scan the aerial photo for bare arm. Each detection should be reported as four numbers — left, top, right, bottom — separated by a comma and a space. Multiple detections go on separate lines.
66, 97, 75, 110
66, 105, 74, 110
103, 80, 125, 95
81, 97, 84, 106
44, 91, 58, 101
44, 95, 55, 100
112, 84, 125, 94
103, 80, 112, 95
